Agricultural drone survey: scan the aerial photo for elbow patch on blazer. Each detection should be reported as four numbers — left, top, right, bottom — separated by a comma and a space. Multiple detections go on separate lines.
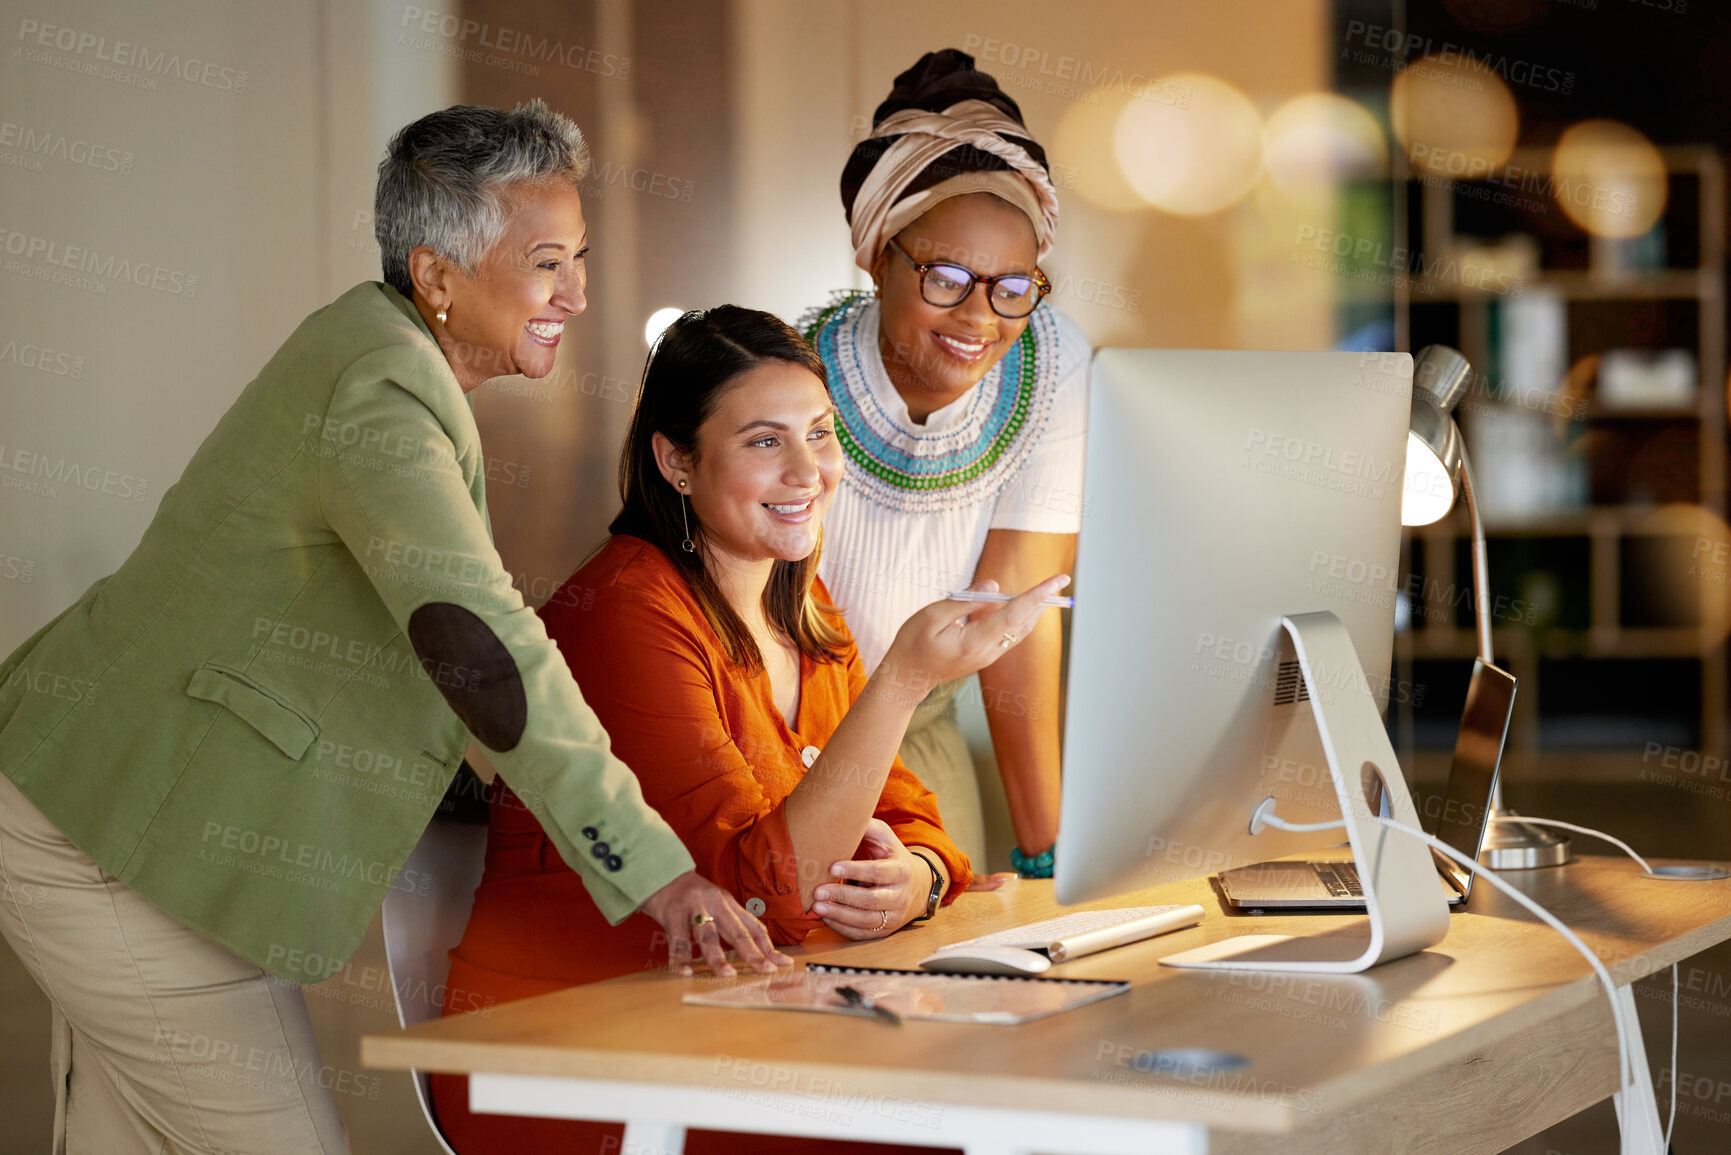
407, 602, 527, 751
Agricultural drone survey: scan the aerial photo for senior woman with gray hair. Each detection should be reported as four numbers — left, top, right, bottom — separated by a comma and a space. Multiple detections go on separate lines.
0, 100, 786, 1155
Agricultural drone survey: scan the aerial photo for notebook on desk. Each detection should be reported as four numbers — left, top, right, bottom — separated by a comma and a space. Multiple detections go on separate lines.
683, 964, 1129, 1026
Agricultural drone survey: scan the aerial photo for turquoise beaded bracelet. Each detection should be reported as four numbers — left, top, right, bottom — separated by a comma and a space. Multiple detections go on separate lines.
1011, 845, 1054, 879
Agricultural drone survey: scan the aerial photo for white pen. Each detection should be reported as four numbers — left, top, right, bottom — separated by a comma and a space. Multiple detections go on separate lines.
944, 589, 1075, 609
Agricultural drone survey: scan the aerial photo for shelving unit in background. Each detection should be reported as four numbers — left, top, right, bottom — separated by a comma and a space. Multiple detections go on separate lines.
1393, 146, 1726, 775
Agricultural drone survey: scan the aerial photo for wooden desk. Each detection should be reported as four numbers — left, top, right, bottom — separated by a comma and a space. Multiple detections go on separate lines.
362, 857, 1731, 1154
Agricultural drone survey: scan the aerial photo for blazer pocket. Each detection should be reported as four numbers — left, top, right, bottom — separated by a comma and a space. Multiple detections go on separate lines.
186, 664, 320, 760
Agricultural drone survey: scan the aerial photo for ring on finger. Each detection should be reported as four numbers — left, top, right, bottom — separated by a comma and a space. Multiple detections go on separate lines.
999, 631, 1017, 649
876, 909, 889, 931
691, 913, 714, 931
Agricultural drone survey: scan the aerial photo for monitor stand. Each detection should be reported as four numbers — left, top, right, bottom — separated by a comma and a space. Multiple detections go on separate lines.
1160, 611, 1451, 974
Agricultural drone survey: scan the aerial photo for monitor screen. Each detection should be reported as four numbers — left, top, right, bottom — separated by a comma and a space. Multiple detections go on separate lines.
1056, 349, 1415, 907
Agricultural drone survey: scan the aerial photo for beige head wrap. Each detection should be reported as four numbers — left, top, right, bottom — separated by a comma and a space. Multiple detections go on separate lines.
847, 99, 1059, 274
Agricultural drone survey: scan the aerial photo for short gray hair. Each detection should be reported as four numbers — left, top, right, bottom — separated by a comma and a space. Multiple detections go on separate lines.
374, 100, 591, 298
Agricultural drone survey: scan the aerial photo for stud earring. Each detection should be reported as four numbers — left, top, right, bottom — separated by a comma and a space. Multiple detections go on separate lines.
679, 494, 696, 553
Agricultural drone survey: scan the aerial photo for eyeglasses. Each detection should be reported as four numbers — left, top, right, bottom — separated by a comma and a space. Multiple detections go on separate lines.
886, 237, 1050, 320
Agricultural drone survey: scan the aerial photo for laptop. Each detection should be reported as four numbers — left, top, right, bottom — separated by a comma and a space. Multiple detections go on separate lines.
1216, 659, 1517, 912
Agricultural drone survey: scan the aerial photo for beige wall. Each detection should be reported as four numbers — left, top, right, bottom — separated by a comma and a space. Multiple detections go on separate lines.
0, 0, 455, 655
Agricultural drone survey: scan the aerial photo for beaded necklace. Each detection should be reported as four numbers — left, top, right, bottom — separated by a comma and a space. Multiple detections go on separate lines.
799, 291, 1062, 514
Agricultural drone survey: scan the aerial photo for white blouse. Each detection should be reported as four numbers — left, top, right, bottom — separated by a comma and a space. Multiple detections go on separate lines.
807, 294, 1091, 673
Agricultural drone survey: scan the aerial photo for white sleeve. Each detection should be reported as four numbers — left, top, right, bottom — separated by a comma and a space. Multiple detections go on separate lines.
989, 309, 1090, 535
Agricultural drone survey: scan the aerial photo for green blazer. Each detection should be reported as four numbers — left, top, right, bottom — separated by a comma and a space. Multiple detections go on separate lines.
0, 282, 694, 983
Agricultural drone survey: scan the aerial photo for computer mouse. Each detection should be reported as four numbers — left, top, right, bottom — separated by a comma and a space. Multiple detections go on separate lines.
917, 945, 1052, 976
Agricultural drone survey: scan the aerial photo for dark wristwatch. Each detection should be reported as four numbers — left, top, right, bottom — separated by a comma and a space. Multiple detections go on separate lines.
907, 849, 944, 923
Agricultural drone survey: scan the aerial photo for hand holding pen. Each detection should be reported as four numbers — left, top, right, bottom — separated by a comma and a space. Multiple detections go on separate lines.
944, 588, 1074, 610
873, 575, 1070, 706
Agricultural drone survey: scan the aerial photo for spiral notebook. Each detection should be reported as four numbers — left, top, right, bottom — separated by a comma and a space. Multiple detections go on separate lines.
682, 964, 1129, 1026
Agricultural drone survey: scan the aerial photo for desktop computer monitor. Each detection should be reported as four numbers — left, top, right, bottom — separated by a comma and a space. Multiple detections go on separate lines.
1054, 350, 1449, 972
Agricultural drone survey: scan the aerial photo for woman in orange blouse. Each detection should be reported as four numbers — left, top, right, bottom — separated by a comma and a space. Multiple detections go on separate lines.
431, 306, 1069, 1155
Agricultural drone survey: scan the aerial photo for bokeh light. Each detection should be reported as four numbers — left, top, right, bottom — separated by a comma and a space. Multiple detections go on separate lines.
1052, 88, 1145, 213
1551, 120, 1668, 239
1263, 93, 1388, 201
1114, 73, 1263, 216
644, 307, 684, 348
1390, 54, 1518, 180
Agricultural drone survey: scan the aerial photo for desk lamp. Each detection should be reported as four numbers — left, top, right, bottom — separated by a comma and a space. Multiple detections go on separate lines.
1402, 345, 1571, 869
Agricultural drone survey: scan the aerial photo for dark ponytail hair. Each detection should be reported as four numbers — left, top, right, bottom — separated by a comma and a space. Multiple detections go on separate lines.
612, 305, 848, 672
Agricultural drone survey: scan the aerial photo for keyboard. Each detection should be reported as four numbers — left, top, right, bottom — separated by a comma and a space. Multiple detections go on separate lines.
941, 905, 1196, 951
1315, 861, 1363, 898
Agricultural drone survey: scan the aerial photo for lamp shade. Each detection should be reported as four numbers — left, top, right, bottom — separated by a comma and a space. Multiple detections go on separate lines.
1396, 348, 1564, 867
1402, 345, 1471, 526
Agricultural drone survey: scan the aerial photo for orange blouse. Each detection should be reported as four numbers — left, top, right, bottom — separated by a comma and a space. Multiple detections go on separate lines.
432, 536, 970, 1155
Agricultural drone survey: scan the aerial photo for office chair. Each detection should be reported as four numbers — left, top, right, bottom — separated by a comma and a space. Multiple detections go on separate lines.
381, 810, 488, 1155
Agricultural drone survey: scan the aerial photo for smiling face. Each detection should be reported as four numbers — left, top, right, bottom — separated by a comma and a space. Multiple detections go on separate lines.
659, 360, 842, 586
412, 179, 589, 391
870, 192, 1041, 422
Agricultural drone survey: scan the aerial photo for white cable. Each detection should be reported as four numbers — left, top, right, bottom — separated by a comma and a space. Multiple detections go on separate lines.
1258, 816, 1345, 833
1494, 816, 1653, 873
1668, 962, 1678, 1150
1256, 808, 1651, 1155
1493, 815, 1676, 1148
1373, 817, 1642, 1151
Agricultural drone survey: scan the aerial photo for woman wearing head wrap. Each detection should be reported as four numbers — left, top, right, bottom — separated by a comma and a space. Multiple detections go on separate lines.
802, 50, 1089, 879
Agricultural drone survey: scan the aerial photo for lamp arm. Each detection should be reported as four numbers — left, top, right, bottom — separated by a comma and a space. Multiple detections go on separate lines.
1458, 446, 1495, 666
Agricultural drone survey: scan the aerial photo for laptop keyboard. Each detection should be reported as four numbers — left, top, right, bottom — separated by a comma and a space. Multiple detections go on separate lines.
1315, 861, 1363, 898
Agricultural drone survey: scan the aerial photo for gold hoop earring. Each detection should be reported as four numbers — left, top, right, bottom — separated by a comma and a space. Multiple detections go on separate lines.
679, 494, 696, 553
436, 307, 448, 325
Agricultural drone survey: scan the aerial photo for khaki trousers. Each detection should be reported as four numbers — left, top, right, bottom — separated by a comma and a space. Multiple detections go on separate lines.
0, 772, 348, 1155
